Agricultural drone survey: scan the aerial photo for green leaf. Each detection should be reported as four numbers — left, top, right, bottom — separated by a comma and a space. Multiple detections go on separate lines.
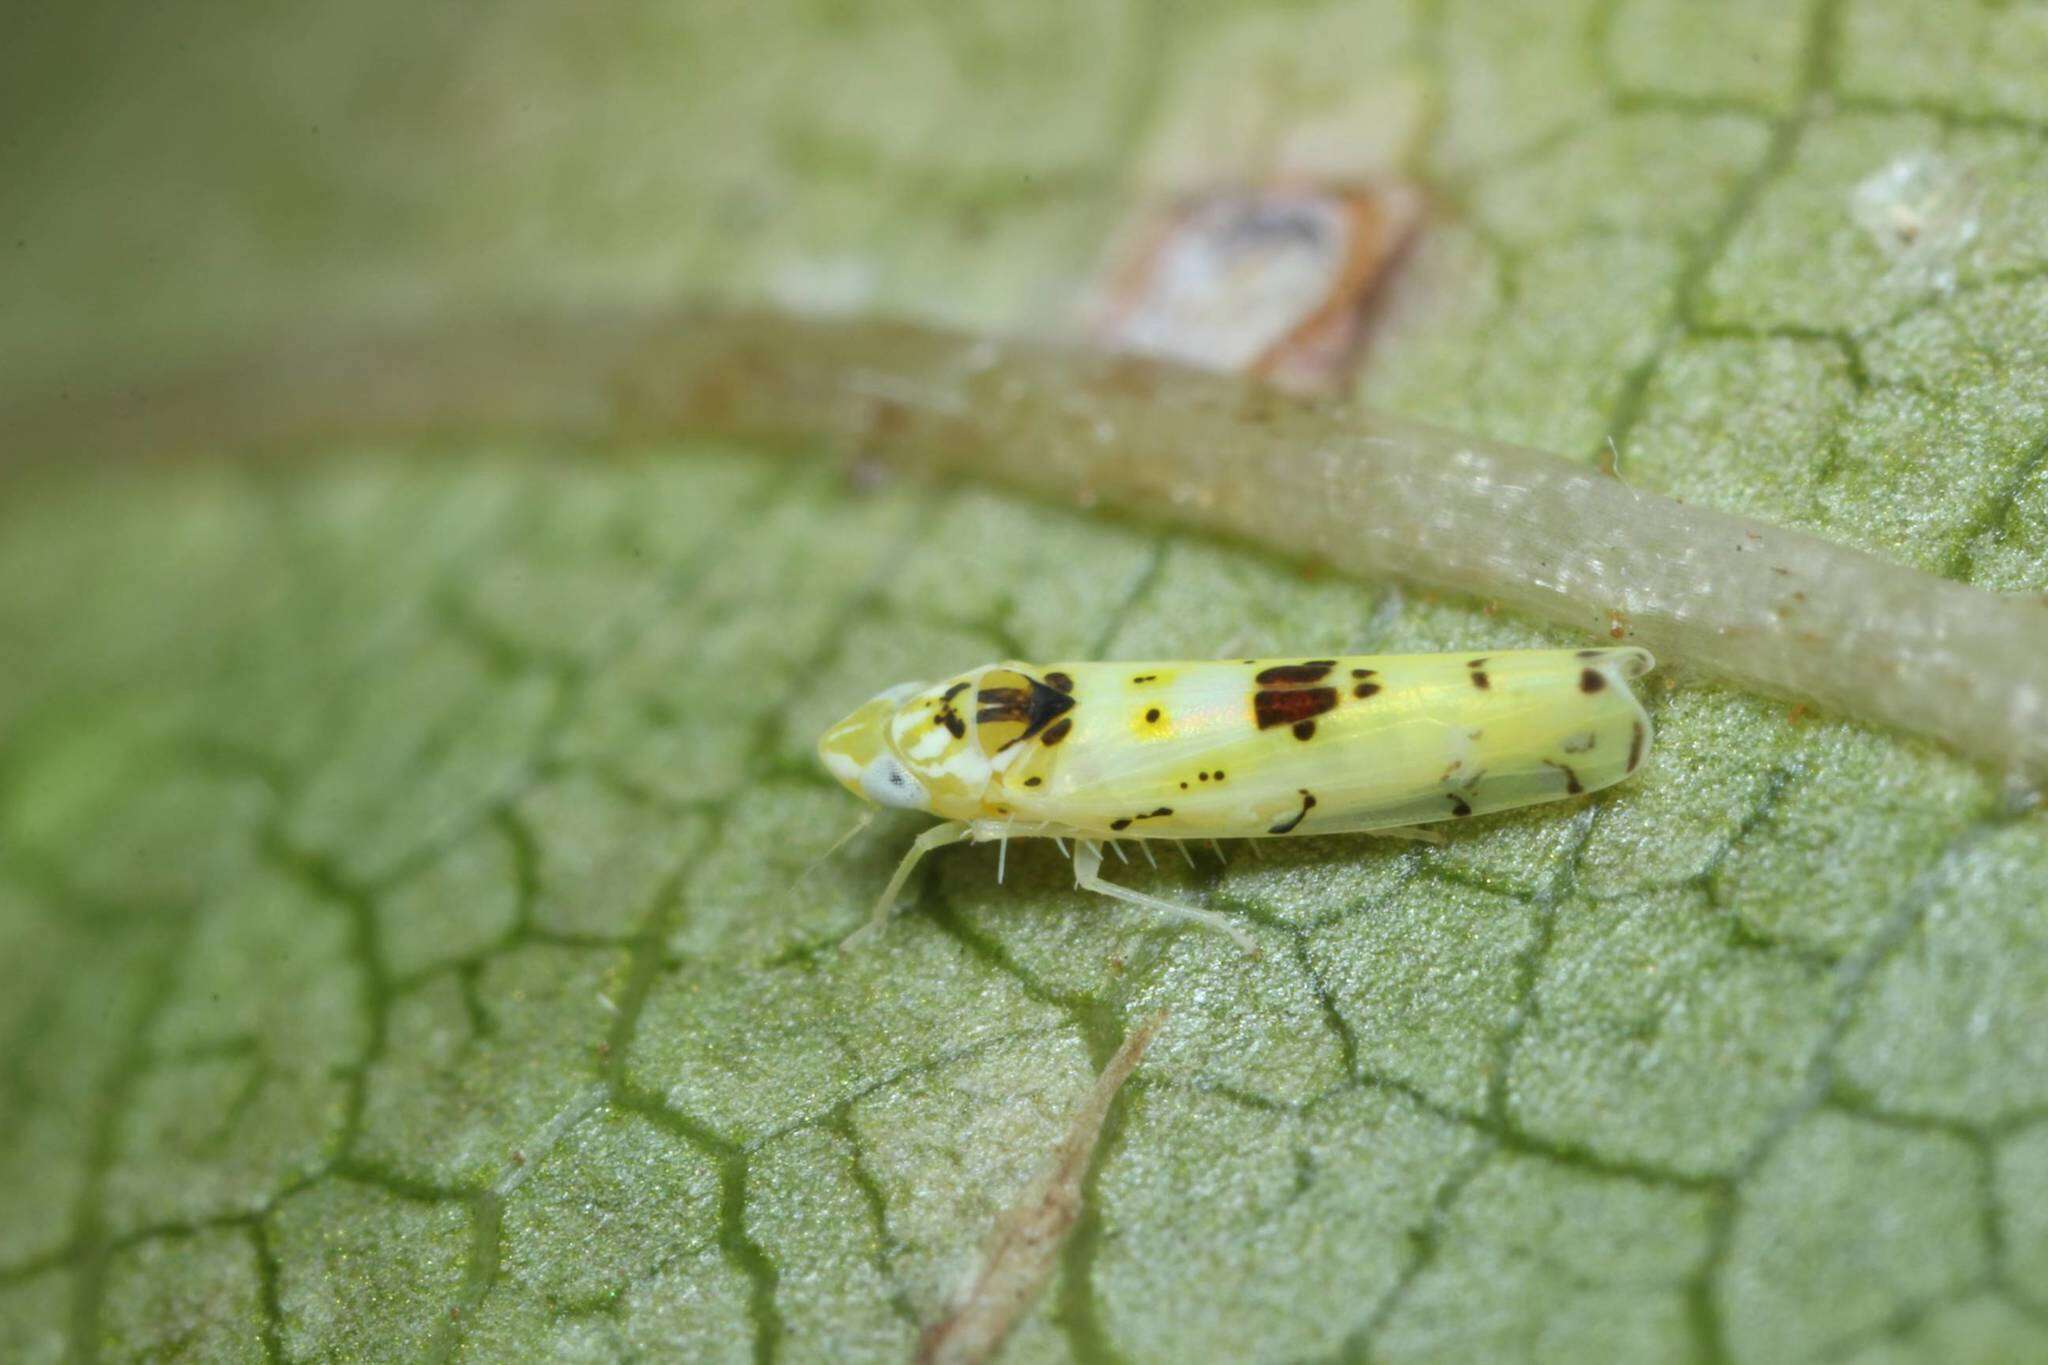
4, 2, 2048, 1362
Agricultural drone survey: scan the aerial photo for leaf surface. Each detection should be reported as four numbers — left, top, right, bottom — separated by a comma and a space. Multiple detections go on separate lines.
4, 2, 2048, 1361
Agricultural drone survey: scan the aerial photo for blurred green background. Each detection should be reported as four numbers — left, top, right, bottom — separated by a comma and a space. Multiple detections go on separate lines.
4, 1, 2048, 1361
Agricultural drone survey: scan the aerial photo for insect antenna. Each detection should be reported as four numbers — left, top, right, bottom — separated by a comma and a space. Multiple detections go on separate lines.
796, 808, 877, 888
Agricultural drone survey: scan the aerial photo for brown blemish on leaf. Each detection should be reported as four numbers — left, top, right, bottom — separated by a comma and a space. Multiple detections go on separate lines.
917, 1012, 1168, 1365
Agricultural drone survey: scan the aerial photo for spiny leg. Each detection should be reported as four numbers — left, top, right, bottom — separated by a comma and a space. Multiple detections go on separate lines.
1071, 841, 1260, 957
841, 819, 972, 951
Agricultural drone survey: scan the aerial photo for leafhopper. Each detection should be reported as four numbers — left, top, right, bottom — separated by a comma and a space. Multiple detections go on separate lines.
820, 650, 1654, 952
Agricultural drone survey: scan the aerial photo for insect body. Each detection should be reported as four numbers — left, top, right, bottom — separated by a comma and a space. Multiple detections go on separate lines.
819, 649, 1655, 951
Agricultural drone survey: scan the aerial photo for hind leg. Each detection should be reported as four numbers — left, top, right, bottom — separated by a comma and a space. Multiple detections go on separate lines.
1071, 841, 1260, 957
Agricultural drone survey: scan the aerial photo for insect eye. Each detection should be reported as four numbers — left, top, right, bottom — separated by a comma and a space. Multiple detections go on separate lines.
859, 754, 929, 810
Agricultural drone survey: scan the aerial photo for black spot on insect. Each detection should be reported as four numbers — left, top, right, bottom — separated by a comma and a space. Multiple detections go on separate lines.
1214, 770, 1225, 780
1469, 669, 1489, 691
1256, 661, 1336, 685
1180, 781, 1188, 790
1255, 685, 1339, 732
1465, 657, 1488, 669
1044, 671, 1075, 693
1292, 720, 1317, 741
1580, 668, 1607, 693
1267, 789, 1317, 835
1351, 668, 1377, 679
1353, 681, 1381, 699
1576, 649, 1603, 659
936, 710, 966, 738
1132, 673, 1157, 684
1448, 794, 1472, 817
1041, 717, 1073, 746
1198, 771, 1210, 781
942, 681, 971, 701
1628, 719, 1646, 771
1113, 806, 1175, 832
1145, 707, 1161, 723
1024, 776, 1042, 787
1543, 759, 1584, 794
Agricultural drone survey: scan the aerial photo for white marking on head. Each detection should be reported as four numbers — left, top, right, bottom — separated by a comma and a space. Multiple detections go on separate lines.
872, 680, 928, 707
821, 750, 863, 785
860, 754, 929, 810
907, 726, 951, 761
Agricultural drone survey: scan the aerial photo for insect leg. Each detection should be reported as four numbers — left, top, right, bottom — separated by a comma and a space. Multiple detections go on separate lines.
1071, 842, 1259, 957
841, 819, 973, 951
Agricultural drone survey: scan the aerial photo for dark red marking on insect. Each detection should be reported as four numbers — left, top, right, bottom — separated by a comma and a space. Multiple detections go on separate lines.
1469, 669, 1490, 690
1292, 720, 1317, 741
1465, 657, 1488, 669
1351, 668, 1377, 679
1353, 681, 1381, 699
1044, 671, 1075, 693
1628, 720, 1646, 772
1041, 717, 1073, 746
1448, 794, 1473, 817
1543, 759, 1584, 794
1267, 789, 1317, 835
1580, 668, 1607, 694
1024, 776, 1043, 787
1256, 661, 1336, 685
942, 681, 971, 701
1132, 673, 1158, 684
1255, 685, 1339, 732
